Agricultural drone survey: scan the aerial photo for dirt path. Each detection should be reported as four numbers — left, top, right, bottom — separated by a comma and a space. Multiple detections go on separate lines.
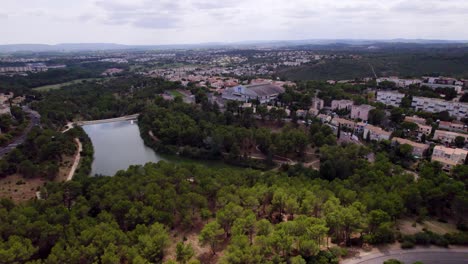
66, 138, 82, 181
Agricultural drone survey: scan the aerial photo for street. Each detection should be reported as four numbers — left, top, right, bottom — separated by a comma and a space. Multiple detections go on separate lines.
343, 248, 468, 264
0, 106, 40, 158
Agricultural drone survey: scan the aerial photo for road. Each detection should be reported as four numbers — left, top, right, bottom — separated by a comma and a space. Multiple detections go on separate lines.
0, 106, 41, 158
342, 248, 468, 264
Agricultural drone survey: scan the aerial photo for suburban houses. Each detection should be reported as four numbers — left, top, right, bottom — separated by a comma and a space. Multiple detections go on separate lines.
363, 124, 392, 141
433, 130, 468, 144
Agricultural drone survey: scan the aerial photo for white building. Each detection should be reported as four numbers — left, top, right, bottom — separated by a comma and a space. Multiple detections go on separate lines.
431, 146, 467, 171
392, 137, 430, 157
377, 77, 422, 88
376, 91, 405, 107
411, 96, 468, 120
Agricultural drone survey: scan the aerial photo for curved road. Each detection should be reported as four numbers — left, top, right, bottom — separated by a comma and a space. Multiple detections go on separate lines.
343, 248, 468, 264
0, 106, 40, 158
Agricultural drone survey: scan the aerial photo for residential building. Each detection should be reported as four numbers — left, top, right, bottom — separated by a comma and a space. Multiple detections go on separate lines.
404, 115, 427, 125
431, 146, 468, 171
331, 100, 353, 110
330, 117, 356, 130
351, 104, 375, 121
417, 124, 432, 136
311, 97, 324, 111
439, 121, 467, 133
376, 77, 422, 88
363, 125, 391, 141
411, 96, 468, 120
355, 122, 368, 134
376, 91, 405, 107
433, 130, 468, 144
392, 137, 429, 157
222, 83, 285, 103
317, 114, 332, 123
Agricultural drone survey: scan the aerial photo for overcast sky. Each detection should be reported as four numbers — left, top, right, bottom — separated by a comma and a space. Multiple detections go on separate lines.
1, 0, 467, 45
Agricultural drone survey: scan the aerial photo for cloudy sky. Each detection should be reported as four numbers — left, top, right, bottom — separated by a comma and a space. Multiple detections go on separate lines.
1, 0, 467, 44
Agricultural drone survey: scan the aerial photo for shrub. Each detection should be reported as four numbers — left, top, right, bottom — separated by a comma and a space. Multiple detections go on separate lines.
401, 240, 415, 249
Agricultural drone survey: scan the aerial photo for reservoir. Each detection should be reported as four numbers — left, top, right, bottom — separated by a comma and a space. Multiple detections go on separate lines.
83, 120, 164, 176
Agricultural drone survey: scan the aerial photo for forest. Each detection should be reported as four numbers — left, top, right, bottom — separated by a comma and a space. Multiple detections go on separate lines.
0, 156, 466, 263
277, 49, 468, 81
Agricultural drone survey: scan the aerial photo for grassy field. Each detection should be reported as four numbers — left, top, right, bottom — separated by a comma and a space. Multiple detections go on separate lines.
169, 90, 184, 97
32, 78, 102, 92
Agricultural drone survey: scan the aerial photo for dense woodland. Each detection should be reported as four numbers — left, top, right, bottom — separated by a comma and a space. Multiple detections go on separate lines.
31, 76, 182, 129
0, 106, 29, 146
0, 127, 77, 180
0, 61, 127, 94
0, 157, 466, 263
278, 47, 468, 80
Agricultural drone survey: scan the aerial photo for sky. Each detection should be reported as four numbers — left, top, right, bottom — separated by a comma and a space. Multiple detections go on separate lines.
1, 0, 468, 45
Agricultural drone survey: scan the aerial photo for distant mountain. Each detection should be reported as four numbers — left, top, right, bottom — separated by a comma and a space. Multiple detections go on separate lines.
0, 39, 467, 53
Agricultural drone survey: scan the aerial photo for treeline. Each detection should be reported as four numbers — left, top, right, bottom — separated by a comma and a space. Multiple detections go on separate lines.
0, 127, 76, 180
138, 99, 335, 169
0, 158, 465, 263
31, 76, 182, 129
0, 61, 127, 94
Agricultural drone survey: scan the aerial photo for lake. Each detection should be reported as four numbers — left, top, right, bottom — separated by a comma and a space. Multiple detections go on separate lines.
83, 120, 165, 176
83, 120, 241, 176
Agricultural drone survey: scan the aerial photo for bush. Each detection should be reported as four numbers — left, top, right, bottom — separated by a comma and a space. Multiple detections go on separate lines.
401, 240, 415, 249
329, 246, 348, 257
444, 232, 468, 245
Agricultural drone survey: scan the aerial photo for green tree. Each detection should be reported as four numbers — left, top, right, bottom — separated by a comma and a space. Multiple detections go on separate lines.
176, 242, 195, 264
199, 221, 224, 255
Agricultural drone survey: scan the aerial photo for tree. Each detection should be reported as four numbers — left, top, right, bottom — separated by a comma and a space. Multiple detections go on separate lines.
454, 136, 465, 148
390, 108, 405, 123
18, 160, 38, 178
176, 242, 195, 264
368, 109, 386, 126
199, 221, 224, 255
136, 223, 170, 262
0, 236, 37, 263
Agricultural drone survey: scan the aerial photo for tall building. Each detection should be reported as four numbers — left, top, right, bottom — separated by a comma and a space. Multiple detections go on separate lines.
331, 100, 353, 110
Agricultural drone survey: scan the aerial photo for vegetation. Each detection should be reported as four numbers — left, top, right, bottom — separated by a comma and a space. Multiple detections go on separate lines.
0, 106, 29, 147
0, 157, 465, 263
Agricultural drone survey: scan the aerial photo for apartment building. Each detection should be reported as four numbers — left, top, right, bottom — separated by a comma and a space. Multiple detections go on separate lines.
364, 125, 391, 141
411, 96, 468, 120
392, 137, 429, 157
331, 99, 353, 110
417, 124, 432, 136
376, 91, 405, 107
431, 146, 468, 171
351, 104, 375, 121
404, 115, 427, 125
433, 130, 468, 144
376, 77, 422, 88
330, 117, 356, 130
311, 97, 324, 111
439, 121, 467, 133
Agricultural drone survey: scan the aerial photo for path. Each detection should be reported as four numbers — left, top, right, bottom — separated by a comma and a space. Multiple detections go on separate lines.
342, 247, 468, 264
66, 138, 82, 181
76, 114, 139, 126
0, 106, 41, 158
